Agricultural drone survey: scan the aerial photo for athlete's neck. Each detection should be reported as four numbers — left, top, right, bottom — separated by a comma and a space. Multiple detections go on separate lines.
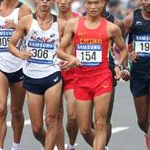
36, 10, 52, 22
142, 9, 150, 20
86, 15, 101, 23
2, 0, 18, 9
58, 10, 73, 20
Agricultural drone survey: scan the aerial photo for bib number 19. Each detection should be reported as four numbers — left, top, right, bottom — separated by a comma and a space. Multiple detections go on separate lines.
140, 43, 150, 51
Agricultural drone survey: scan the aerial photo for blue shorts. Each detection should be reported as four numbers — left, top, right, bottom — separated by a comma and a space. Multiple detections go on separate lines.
0, 69, 23, 83
130, 76, 150, 97
23, 71, 62, 95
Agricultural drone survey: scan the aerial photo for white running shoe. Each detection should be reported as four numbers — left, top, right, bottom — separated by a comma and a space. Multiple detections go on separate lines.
66, 145, 76, 150
11, 147, 20, 150
105, 146, 109, 150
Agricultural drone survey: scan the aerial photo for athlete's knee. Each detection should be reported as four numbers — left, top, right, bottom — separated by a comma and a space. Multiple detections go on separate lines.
45, 113, 58, 130
0, 104, 7, 118
11, 107, 23, 119
32, 123, 43, 138
80, 125, 91, 136
94, 118, 107, 132
68, 112, 77, 124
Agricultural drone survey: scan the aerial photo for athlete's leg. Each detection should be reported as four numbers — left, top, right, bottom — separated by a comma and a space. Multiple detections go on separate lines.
106, 87, 115, 145
133, 95, 149, 133
93, 92, 112, 150
56, 100, 65, 150
44, 80, 62, 150
0, 72, 9, 148
27, 92, 45, 146
10, 81, 26, 144
146, 89, 150, 150
65, 89, 78, 147
76, 99, 95, 147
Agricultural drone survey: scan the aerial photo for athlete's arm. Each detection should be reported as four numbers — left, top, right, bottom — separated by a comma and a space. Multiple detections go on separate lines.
123, 13, 138, 63
57, 18, 81, 67
18, 4, 32, 20
114, 17, 125, 37
122, 12, 133, 36
8, 15, 32, 59
108, 22, 128, 79
109, 23, 128, 66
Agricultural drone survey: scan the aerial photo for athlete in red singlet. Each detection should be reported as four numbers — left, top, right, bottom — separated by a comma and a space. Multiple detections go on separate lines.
56, 0, 79, 149
57, 0, 128, 149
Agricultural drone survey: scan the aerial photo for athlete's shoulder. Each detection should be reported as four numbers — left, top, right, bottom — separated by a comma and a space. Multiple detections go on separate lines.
122, 10, 134, 29
19, 14, 33, 26
67, 16, 80, 26
19, 4, 32, 19
107, 20, 121, 37
20, 4, 31, 12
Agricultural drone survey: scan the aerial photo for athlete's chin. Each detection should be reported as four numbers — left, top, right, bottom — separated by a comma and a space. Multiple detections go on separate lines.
89, 13, 99, 17
59, 8, 68, 13
89, 11, 99, 17
41, 8, 50, 12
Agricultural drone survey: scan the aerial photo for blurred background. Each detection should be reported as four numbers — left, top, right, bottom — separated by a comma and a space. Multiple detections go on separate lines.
0, 0, 142, 19
69, 0, 142, 19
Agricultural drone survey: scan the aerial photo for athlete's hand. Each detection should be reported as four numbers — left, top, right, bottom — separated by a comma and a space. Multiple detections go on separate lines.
60, 61, 70, 70
114, 66, 122, 80
5, 20, 16, 29
68, 56, 81, 67
129, 51, 138, 63
61, 56, 81, 69
19, 50, 33, 60
122, 69, 131, 81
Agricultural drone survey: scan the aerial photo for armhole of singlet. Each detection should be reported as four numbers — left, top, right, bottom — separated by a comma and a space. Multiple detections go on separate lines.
131, 9, 140, 30
101, 18, 108, 40
74, 17, 83, 34
73, 17, 83, 43
53, 15, 57, 23
16, 2, 22, 8
33, 13, 36, 20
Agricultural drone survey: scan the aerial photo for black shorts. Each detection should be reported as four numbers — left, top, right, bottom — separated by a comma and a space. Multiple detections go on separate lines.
0, 69, 23, 83
23, 71, 62, 95
130, 76, 150, 97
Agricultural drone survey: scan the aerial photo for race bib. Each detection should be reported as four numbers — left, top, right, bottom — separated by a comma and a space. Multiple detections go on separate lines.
134, 35, 150, 57
28, 41, 55, 64
0, 29, 13, 52
76, 44, 102, 66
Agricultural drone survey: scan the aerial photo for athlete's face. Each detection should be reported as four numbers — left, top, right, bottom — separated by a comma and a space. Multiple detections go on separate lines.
141, 0, 150, 13
85, 0, 105, 17
36, 0, 54, 12
56, 0, 72, 13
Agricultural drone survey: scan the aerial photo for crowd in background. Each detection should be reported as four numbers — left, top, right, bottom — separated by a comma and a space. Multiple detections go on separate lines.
70, 0, 142, 19
0, 0, 141, 19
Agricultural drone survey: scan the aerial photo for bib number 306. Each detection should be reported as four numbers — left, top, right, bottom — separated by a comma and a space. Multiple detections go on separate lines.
32, 49, 48, 59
